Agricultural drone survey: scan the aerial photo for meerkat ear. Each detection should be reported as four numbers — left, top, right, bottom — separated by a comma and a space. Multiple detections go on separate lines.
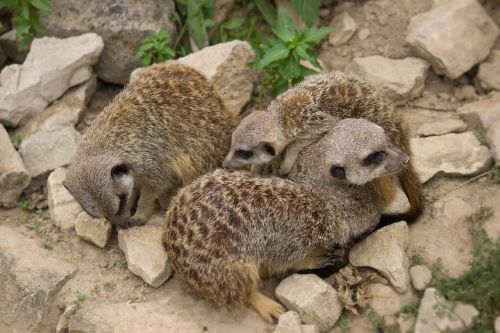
111, 163, 134, 195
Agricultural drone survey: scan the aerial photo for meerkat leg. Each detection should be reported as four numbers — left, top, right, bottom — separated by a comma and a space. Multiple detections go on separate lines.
248, 289, 285, 323
130, 185, 159, 226
278, 139, 317, 176
291, 247, 332, 271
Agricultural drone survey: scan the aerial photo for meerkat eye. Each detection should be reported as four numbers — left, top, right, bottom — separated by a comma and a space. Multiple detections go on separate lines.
262, 143, 276, 156
235, 149, 253, 160
330, 166, 346, 180
363, 151, 387, 166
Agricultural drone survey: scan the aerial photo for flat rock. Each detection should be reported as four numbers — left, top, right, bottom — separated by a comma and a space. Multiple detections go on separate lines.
411, 132, 493, 183
0, 124, 30, 208
118, 225, 173, 288
415, 288, 478, 333
346, 56, 429, 105
0, 33, 103, 127
406, 0, 499, 79
0, 226, 77, 332
47, 168, 83, 231
369, 283, 416, 317
75, 212, 112, 248
416, 119, 467, 137
477, 50, 500, 92
275, 273, 343, 331
409, 265, 432, 291
0, 29, 28, 63
19, 126, 80, 178
329, 12, 356, 46
349, 221, 410, 293
41, 0, 176, 84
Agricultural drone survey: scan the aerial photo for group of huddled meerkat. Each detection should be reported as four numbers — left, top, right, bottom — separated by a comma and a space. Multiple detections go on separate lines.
64, 63, 423, 322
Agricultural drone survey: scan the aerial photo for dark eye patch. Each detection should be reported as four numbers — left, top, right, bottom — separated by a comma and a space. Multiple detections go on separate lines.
330, 166, 346, 180
363, 151, 387, 166
235, 149, 253, 160
263, 143, 276, 156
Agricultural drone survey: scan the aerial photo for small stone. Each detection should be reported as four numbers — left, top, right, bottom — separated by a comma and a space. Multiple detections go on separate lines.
47, 168, 83, 231
0, 33, 103, 126
0, 226, 77, 332
346, 56, 429, 105
369, 283, 416, 317
118, 225, 173, 287
75, 212, 112, 248
55, 303, 78, 333
406, 0, 499, 79
382, 180, 411, 216
409, 265, 432, 291
495, 317, 500, 333
329, 12, 357, 46
0, 29, 28, 63
0, 124, 30, 208
275, 273, 343, 331
349, 222, 410, 293
454, 85, 477, 101
477, 50, 500, 92
274, 311, 302, 333
416, 119, 467, 137
411, 132, 493, 183
415, 288, 478, 333
358, 28, 371, 41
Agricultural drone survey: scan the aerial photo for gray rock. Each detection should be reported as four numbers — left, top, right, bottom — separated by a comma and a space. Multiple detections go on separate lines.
477, 50, 500, 92
406, 0, 499, 79
0, 124, 30, 208
118, 225, 173, 287
415, 288, 478, 333
409, 265, 432, 291
329, 12, 356, 46
275, 274, 343, 331
41, 0, 176, 84
411, 132, 493, 183
416, 119, 467, 137
346, 56, 429, 105
75, 212, 112, 248
0, 33, 103, 127
0, 29, 28, 63
47, 168, 83, 231
0, 226, 77, 332
274, 311, 302, 333
349, 221, 410, 293
55, 303, 78, 333
495, 317, 500, 333
369, 283, 416, 317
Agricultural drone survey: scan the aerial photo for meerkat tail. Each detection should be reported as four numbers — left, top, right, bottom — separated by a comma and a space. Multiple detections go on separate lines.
247, 289, 285, 323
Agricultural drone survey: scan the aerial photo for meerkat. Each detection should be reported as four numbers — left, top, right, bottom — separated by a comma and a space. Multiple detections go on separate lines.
63, 63, 237, 228
222, 71, 423, 224
163, 118, 410, 322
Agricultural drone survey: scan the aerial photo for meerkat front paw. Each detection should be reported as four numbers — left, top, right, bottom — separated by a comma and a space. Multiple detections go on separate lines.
248, 290, 285, 323
129, 217, 147, 227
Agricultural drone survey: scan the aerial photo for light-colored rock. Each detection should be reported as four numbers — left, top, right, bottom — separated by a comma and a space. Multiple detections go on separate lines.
346, 56, 429, 105
382, 180, 411, 216
75, 212, 112, 248
41, 0, 176, 84
409, 265, 432, 291
118, 225, 173, 287
349, 221, 410, 293
416, 119, 467, 137
411, 132, 493, 183
55, 303, 78, 333
454, 85, 477, 102
0, 124, 30, 208
0, 33, 103, 127
0, 29, 28, 63
495, 317, 500, 333
415, 288, 478, 333
274, 311, 302, 333
275, 274, 343, 331
358, 28, 370, 40
432, 196, 475, 221
47, 168, 83, 231
406, 0, 499, 79
19, 126, 80, 178
301, 325, 320, 333
329, 12, 357, 46
398, 316, 416, 333
369, 283, 416, 317
0, 226, 77, 332
477, 50, 500, 92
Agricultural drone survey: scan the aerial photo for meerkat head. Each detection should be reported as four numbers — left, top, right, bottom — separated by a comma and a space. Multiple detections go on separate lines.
222, 110, 288, 169
293, 118, 409, 186
63, 154, 136, 226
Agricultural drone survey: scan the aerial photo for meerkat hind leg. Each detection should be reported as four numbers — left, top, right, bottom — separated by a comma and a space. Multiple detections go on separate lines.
248, 289, 285, 323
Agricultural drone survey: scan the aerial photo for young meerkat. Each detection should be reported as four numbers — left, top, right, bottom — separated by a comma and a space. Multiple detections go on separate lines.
222, 71, 423, 224
63, 63, 237, 228
163, 118, 409, 322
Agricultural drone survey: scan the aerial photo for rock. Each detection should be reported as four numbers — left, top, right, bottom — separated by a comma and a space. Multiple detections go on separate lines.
0, 33, 103, 127
0, 226, 77, 332
406, 0, 499, 79
0, 124, 30, 208
358, 28, 370, 41
329, 12, 357, 46
41, 0, 175, 84
346, 56, 429, 105
477, 50, 500, 92
274, 311, 302, 333
275, 273, 343, 331
495, 317, 500, 333
75, 212, 112, 248
55, 303, 78, 333
411, 132, 493, 183
432, 197, 475, 221
213, 0, 236, 26
409, 265, 432, 291
19, 126, 80, 178
349, 221, 410, 293
118, 225, 173, 287
382, 180, 411, 216
415, 288, 478, 333
47, 168, 83, 231
0, 29, 28, 63
369, 283, 416, 317
454, 85, 477, 102
416, 119, 467, 137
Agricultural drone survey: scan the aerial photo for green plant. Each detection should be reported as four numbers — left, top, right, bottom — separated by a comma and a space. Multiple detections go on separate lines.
0, 0, 53, 51
174, 0, 214, 55
255, 6, 330, 93
397, 300, 420, 319
409, 247, 425, 266
337, 314, 350, 333
490, 165, 500, 184
42, 238, 53, 249
13, 133, 23, 146
135, 29, 175, 66
17, 199, 30, 210
72, 291, 88, 306
366, 308, 400, 333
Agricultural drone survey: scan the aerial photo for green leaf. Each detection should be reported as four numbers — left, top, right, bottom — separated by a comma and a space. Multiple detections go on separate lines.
187, 0, 209, 49
21, 2, 30, 20
290, 0, 320, 26
222, 17, 244, 30
301, 26, 331, 45
295, 45, 321, 69
255, 0, 276, 26
257, 42, 290, 69
30, 0, 53, 11
275, 6, 296, 38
